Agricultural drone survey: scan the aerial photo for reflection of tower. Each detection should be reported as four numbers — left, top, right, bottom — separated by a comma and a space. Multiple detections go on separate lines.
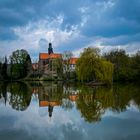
48, 105, 53, 117
39, 93, 61, 118
3, 93, 7, 106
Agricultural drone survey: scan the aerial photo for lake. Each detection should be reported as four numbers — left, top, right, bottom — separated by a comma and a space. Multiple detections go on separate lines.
0, 82, 140, 140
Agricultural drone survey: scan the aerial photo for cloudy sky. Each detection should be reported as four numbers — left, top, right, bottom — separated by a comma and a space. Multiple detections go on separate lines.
0, 0, 140, 60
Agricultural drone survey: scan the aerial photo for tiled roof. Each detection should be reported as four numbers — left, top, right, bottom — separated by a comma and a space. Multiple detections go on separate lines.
39, 101, 60, 107
69, 95, 78, 101
39, 53, 62, 60
69, 58, 78, 65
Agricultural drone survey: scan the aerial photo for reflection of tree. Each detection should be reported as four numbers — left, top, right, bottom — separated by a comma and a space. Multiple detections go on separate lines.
76, 86, 114, 123
61, 98, 74, 110
8, 82, 31, 111
77, 84, 140, 123
13, 81, 140, 122
38, 82, 64, 101
77, 94, 103, 122
0, 82, 8, 105
113, 83, 140, 112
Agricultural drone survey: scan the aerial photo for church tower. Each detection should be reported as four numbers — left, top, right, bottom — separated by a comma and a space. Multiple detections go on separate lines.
48, 43, 53, 55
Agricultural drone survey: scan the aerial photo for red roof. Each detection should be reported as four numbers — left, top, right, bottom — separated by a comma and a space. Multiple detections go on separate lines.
69, 58, 78, 65
39, 101, 61, 107
69, 95, 78, 101
39, 53, 62, 60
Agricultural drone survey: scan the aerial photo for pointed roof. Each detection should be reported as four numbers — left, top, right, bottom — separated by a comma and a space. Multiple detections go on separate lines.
69, 58, 78, 65
39, 53, 62, 60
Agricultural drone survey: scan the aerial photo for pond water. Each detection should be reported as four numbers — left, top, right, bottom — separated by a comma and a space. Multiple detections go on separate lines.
0, 82, 140, 140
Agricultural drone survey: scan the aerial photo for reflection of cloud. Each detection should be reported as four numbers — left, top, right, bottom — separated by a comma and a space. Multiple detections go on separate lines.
102, 100, 140, 121
38, 107, 48, 117
0, 95, 140, 140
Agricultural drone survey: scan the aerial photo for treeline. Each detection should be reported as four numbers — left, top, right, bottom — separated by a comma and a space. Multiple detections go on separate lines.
76, 48, 114, 85
104, 49, 140, 82
0, 48, 140, 83
76, 47, 140, 84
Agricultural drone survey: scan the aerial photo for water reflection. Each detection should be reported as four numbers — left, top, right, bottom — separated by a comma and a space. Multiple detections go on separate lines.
0, 82, 140, 123
0, 82, 31, 111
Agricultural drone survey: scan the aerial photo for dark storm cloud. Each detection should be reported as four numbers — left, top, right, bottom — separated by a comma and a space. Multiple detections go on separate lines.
0, 0, 140, 53
0, 0, 50, 40
81, 0, 140, 38
0, 27, 18, 41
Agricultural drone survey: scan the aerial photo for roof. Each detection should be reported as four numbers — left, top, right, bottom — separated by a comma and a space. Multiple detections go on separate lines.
39, 53, 62, 60
39, 101, 61, 107
69, 95, 78, 101
69, 58, 78, 65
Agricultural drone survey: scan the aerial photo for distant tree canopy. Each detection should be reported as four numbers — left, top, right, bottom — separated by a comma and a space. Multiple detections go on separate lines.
104, 49, 140, 81
76, 47, 114, 85
62, 51, 73, 80
9, 49, 32, 79
0, 57, 8, 80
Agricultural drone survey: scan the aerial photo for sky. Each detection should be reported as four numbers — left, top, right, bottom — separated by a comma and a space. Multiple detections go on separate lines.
0, 0, 140, 60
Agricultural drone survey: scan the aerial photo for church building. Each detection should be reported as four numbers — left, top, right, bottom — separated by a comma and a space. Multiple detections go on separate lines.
38, 43, 62, 75
32, 43, 78, 77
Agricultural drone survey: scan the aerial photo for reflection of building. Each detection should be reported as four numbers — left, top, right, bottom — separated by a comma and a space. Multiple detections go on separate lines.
39, 93, 61, 117
63, 86, 80, 94
63, 86, 79, 102
39, 100, 60, 107
69, 94, 78, 102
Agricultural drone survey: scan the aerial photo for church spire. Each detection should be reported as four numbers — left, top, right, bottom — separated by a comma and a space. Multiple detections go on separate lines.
48, 43, 53, 55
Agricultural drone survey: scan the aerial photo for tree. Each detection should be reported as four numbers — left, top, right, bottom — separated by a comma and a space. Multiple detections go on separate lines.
76, 47, 114, 85
104, 49, 133, 81
0, 57, 8, 80
62, 51, 73, 80
52, 58, 63, 79
131, 51, 140, 80
9, 49, 32, 79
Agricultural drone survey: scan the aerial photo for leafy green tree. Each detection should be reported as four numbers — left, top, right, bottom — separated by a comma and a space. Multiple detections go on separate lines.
104, 49, 137, 81
9, 49, 32, 79
76, 47, 114, 84
0, 57, 8, 80
62, 51, 73, 80
131, 51, 140, 80
52, 58, 63, 79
